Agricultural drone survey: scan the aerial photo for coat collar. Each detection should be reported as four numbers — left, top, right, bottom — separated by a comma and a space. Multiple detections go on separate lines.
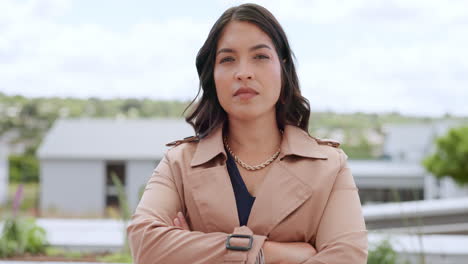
279, 125, 328, 160
190, 123, 328, 167
190, 123, 226, 167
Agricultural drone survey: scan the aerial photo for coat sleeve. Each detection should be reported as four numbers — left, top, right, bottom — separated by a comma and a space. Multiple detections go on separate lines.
302, 148, 368, 264
126, 150, 267, 264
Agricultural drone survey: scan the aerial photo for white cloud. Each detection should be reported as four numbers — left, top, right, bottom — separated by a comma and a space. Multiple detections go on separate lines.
224, 0, 468, 25
0, 0, 211, 99
0, 0, 467, 116
298, 33, 468, 116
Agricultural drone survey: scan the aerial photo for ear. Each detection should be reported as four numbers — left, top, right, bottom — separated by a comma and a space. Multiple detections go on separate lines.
282, 58, 287, 63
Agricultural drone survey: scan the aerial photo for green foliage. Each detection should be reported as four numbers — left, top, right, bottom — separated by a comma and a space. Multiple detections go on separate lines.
367, 239, 398, 264
0, 217, 48, 257
44, 246, 132, 262
110, 173, 131, 255
341, 142, 374, 160
97, 251, 133, 263
4, 183, 39, 212
110, 173, 131, 222
0, 184, 47, 258
44, 247, 84, 258
44, 246, 65, 256
8, 155, 39, 183
423, 126, 468, 186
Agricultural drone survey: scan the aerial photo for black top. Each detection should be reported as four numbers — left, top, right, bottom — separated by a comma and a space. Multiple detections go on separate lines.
225, 149, 255, 226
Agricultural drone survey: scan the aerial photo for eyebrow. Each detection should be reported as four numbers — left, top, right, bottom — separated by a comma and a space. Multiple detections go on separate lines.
216, 44, 272, 56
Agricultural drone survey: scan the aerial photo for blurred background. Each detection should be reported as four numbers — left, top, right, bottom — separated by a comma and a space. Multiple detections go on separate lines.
1, 0, 467, 263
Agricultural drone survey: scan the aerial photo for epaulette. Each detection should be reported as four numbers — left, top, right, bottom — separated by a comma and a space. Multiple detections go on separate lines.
166, 135, 200, 147
313, 137, 341, 148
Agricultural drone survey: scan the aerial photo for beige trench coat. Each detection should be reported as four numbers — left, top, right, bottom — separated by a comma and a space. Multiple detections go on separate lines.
127, 124, 368, 264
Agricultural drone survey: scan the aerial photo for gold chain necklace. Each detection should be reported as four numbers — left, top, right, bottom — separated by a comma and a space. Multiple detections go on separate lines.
223, 135, 281, 171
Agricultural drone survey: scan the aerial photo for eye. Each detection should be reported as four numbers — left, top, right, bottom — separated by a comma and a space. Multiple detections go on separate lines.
254, 54, 270, 60
219, 57, 234, 64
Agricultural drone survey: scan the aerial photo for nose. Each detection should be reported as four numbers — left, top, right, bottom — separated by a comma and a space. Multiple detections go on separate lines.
234, 62, 254, 81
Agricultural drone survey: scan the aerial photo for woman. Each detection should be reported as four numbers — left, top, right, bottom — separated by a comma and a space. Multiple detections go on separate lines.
127, 3, 368, 264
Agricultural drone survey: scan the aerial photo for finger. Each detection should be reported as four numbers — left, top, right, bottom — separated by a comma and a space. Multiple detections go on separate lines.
173, 218, 181, 227
177, 211, 190, 231
309, 245, 317, 255
177, 212, 190, 230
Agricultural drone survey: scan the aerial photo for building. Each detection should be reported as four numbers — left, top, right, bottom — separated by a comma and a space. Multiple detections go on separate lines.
37, 118, 194, 217
353, 121, 468, 204
349, 160, 426, 204
37, 118, 468, 216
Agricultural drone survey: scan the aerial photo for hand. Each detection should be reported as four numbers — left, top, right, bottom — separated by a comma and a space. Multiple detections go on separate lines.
263, 241, 317, 264
173, 211, 191, 231
173, 212, 316, 264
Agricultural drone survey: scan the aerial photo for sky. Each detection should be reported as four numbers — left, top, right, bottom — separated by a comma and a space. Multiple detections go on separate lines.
0, 0, 467, 117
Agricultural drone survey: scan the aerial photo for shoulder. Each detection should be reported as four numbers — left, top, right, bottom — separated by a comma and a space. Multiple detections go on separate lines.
310, 136, 348, 168
163, 135, 199, 164
311, 137, 341, 148
166, 135, 200, 147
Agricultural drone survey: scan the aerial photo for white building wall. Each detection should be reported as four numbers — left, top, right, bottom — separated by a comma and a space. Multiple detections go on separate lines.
424, 174, 439, 200
40, 159, 105, 217
439, 177, 468, 199
424, 173, 468, 200
126, 159, 160, 212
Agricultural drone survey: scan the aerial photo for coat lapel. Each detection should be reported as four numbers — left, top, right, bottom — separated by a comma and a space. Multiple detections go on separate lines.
247, 125, 329, 235
246, 160, 313, 235
186, 166, 240, 233
187, 123, 239, 233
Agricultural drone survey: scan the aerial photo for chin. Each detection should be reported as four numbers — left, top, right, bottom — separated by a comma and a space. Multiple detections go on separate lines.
228, 109, 272, 122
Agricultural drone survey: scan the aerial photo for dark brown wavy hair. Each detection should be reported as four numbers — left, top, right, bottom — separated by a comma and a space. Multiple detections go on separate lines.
184, 3, 310, 139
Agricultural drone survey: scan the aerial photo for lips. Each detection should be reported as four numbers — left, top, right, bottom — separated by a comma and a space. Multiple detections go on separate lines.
234, 87, 259, 97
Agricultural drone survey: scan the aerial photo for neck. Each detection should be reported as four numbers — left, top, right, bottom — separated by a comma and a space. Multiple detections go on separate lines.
225, 114, 282, 163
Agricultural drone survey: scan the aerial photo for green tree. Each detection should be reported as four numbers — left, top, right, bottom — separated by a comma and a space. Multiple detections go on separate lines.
423, 126, 468, 186
8, 155, 39, 183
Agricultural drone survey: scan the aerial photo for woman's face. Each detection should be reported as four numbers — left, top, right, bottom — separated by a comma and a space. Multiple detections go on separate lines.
214, 21, 282, 121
